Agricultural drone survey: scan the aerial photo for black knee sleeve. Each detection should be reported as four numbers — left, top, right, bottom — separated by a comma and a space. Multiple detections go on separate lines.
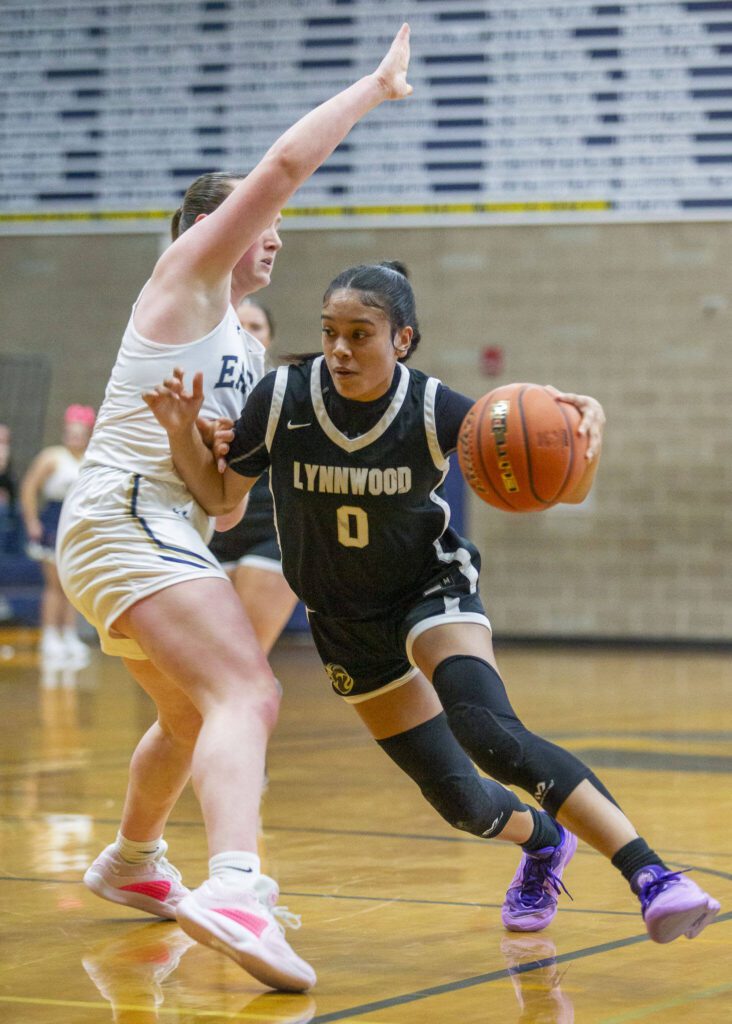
377, 713, 524, 839
432, 655, 618, 817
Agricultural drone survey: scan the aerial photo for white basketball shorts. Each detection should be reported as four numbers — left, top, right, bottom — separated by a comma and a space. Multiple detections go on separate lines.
57, 464, 227, 660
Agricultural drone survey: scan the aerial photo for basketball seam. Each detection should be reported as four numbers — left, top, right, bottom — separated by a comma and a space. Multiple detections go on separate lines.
520, 385, 552, 508
554, 399, 576, 499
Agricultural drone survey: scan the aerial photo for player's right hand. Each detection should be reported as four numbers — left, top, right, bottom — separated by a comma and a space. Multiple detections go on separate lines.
373, 24, 412, 101
142, 367, 204, 435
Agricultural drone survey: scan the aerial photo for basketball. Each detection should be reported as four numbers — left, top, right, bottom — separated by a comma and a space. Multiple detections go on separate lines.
457, 383, 590, 512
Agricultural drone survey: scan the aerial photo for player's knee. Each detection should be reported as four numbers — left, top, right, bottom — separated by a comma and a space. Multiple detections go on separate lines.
446, 700, 523, 781
433, 655, 598, 810
214, 670, 281, 733
159, 706, 202, 748
247, 675, 281, 734
421, 774, 516, 838
433, 657, 525, 778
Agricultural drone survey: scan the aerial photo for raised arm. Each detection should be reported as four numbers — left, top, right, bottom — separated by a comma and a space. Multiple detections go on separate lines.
144, 25, 412, 329
143, 370, 253, 516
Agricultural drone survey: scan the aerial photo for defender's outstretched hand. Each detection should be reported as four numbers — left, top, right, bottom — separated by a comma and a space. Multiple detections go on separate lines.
374, 24, 413, 100
143, 367, 204, 435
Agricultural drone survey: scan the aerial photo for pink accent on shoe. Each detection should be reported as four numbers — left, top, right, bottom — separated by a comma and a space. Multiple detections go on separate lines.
120, 880, 172, 901
214, 907, 268, 937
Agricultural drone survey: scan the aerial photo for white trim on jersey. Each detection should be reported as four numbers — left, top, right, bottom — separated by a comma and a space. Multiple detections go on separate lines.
423, 377, 449, 472
265, 365, 290, 452
310, 356, 410, 453
424, 373, 452, 535
433, 537, 480, 593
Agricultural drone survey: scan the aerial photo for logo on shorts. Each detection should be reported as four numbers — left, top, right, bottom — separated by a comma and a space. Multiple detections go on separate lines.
325, 663, 354, 695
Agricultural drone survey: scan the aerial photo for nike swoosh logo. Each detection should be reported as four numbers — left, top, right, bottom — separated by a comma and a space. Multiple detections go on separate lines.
228, 866, 253, 873
287, 421, 311, 430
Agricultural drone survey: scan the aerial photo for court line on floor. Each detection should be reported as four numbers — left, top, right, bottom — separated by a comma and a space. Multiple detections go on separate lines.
308, 912, 732, 1024
1, 812, 730, 875
0, 873, 640, 917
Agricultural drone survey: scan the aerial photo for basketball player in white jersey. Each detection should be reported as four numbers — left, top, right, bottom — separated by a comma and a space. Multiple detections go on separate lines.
21, 405, 95, 667
56, 25, 413, 992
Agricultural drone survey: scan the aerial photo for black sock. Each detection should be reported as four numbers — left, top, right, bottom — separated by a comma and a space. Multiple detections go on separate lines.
611, 837, 666, 883
521, 806, 562, 853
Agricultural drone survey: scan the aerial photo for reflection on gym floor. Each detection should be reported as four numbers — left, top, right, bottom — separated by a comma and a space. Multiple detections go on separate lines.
0, 632, 729, 1023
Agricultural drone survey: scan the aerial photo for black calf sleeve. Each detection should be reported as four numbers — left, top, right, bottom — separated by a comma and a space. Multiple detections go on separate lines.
432, 655, 620, 817
376, 712, 525, 839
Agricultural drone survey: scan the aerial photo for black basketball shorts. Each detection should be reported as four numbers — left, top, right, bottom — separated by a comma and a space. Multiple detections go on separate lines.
307, 564, 491, 703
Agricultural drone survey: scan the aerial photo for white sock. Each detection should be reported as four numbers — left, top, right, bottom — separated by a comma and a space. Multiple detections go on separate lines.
62, 626, 82, 643
209, 851, 261, 886
115, 831, 163, 864
42, 626, 62, 644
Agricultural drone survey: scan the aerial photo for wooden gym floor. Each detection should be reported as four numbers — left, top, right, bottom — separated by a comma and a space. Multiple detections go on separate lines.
0, 626, 730, 1023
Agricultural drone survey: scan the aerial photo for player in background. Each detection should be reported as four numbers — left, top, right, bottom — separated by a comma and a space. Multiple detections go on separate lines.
145, 260, 720, 948
56, 29, 413, 992
210, 298, 298, 655
21, 405, 95, 667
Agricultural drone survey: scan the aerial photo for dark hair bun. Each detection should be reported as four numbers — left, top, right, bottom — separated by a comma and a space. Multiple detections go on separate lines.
380, 259, 410, 279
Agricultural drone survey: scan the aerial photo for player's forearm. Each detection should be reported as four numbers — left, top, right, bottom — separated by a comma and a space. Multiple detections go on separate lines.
168, 424, 230, 515
264, 74, 389, 189
215, 495, 249, 532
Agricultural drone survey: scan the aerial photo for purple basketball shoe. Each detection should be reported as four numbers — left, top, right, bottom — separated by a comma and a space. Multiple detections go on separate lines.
631, 865, 720, 943
502, 825, 578, 932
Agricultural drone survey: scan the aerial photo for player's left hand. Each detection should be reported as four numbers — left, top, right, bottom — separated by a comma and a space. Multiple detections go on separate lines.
212, 422, 235, 474
197, 415, 233, 453
545, 385, 605, 460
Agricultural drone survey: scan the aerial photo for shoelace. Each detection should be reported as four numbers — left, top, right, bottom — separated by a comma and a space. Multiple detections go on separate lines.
151, 845, 183, 884
637, 869, 686, 913
271, 905, 303, 933
515, 855, 573, 906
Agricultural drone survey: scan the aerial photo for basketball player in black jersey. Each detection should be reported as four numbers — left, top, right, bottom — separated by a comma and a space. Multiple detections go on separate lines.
145, 262, 719, 947
209, 298, 298, 654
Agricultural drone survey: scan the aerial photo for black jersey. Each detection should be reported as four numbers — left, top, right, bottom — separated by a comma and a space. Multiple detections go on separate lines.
209, 471, 278, 564
227, 356, 478, 620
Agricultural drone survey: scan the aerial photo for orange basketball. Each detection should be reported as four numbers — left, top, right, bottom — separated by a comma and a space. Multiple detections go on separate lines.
457, 383, 589, 512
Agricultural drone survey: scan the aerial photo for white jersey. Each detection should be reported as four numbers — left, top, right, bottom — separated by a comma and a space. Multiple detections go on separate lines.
43, 447, 82, 502
84, 289, 265, 487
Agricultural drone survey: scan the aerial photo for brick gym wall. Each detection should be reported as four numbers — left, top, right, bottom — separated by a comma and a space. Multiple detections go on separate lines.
1, 221, 729, 641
